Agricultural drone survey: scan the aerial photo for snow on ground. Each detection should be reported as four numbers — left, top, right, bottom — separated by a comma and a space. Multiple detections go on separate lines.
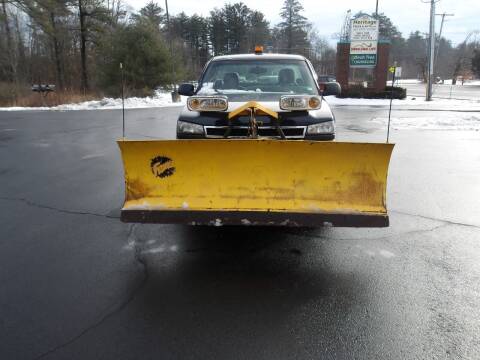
388, 79, 480, 86
370, 114, 480, 131
434, 79, 480, 86
1, 89, 479, 112
325, 96, 480, 110
460, 80, 480, 86
0, 91, 186, 111
388, 79, 423, 85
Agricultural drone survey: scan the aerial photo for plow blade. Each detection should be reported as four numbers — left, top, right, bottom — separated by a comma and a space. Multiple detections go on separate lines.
118, 140, 394, 227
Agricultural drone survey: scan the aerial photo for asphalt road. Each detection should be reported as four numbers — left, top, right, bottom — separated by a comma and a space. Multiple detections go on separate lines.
1, 105, 480, 360
399, 81, 480, 101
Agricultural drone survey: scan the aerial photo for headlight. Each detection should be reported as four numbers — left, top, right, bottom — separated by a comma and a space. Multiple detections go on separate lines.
177, 121, 204, 134
307, 121, 335, 134
187, 96, 228, 111
280, 95, 322, 111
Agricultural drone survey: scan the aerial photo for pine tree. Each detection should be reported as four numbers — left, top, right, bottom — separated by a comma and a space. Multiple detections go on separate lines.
208, 8, 227, 56
248, 11, 270, 50
98, 18, 171, 95
224, 3, 251, 53
136, 1, 164, 28
277, 0, 309, 53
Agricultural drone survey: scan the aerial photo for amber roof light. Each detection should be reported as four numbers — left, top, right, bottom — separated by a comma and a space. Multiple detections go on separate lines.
254, 46, 264, 54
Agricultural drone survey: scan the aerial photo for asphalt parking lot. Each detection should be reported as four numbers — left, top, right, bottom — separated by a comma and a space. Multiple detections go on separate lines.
1, 105, 480, 359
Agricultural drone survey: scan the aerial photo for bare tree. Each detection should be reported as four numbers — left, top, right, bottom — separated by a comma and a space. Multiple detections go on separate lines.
1, 0, 18, 88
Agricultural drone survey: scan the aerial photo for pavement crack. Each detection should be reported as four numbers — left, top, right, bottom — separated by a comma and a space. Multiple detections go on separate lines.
0, 196, 119, 220
391, 209, 480, 229
31, 225, 149, 360
293, 223, 450, 241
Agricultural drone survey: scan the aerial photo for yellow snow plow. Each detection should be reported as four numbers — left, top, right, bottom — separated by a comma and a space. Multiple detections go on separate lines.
118, 139, 394, 227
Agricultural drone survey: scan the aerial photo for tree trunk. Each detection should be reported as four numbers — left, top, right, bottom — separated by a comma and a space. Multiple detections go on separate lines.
451, 62, 461, 85
14, 14, 26, 83
1, 0, 17, 93
50, 11, 64, 90
78, 0, 88, 92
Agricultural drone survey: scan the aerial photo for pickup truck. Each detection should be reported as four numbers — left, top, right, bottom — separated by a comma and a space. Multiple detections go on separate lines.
117, 50, 394, 227
176, 52, 341, 141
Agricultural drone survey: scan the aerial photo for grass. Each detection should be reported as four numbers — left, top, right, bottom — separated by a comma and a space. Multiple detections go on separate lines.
0, 82, 101, 107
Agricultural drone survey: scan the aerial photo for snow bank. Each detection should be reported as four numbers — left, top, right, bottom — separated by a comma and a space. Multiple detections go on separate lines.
370, 114, 480, 131
435, 79, 480, 86
388, 79, 480, 86
0, 91, 186, 111
2, 90, 479, 112
463, 80, 480, 86
325, 96, 480, 110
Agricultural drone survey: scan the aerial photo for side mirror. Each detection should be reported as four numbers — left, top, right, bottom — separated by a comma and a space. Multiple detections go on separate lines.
178, 83, 195, 96
321, 82, 341, 96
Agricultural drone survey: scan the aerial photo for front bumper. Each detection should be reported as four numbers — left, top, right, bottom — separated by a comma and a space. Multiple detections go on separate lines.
304, 133, 335, 141
177, 132, 335, 141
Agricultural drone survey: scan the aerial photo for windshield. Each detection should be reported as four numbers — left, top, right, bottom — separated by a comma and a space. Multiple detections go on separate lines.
197, 59, 318, 97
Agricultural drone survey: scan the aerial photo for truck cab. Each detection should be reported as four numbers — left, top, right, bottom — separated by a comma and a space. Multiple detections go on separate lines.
176, 51, 340, 141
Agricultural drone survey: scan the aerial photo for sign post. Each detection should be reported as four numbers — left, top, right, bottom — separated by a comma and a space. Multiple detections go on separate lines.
387, 63, 397, 143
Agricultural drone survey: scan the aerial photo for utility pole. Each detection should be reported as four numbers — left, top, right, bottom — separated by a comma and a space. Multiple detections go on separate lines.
165, 0, 179, 101
426, 0, 436, 101
434, 12, 454, 76
374, 0, 379, 90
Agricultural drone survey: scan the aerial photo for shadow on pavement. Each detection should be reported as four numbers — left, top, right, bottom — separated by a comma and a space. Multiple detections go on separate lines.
112, 224, 373, 358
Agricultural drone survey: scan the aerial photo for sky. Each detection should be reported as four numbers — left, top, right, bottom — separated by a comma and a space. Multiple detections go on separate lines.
125, 0, 479, 46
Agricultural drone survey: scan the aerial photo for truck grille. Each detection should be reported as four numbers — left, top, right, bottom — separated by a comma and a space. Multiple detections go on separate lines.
205, 126, 306, 139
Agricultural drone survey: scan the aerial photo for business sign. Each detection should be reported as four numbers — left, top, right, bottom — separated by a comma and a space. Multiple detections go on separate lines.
350, 15, 379, 41
350, 40, 377, 67
350, 54, 377, 67
350, 41, 377, 54
350, 15, 379, 68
